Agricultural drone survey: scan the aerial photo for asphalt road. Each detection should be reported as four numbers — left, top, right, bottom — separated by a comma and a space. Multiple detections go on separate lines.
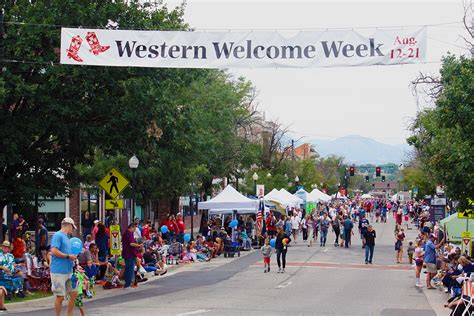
14, 215, 439, 316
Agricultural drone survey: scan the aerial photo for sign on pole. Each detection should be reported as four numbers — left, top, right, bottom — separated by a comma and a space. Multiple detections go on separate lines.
105, 199, 124, 210
109, 225, 121, 256
458, 209, 474, 219
256, 185, 265, 198
461, 231, 472, 257
99, 168, 130, 199
431, 197, 447, 221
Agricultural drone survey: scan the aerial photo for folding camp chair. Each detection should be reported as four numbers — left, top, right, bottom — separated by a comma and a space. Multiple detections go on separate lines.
452, 279, 474, 316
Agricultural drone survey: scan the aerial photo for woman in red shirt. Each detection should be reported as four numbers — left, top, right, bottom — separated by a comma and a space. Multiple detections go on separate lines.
142, 221, 151, 241
176, 214, 185, 242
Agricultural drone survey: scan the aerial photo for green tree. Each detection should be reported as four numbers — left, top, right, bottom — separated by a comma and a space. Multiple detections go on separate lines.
400, 161, 436, 198
407, 55, 473, 208
0, 1, 189, 210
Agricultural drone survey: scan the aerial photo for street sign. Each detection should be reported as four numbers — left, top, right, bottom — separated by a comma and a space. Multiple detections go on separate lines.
99, 168, 130, 199
110, 225, 121, 256
105, 199, 124, 210
458, 208, 474, 219
256, 185, 265, 198
461, 231, 472, 257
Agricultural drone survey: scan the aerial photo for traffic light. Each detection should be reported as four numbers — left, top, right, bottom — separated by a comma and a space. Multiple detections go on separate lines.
349, 166, 355, 176
382, 175, 386, 182
376, 166, 381, 177
365, 175, 369, 182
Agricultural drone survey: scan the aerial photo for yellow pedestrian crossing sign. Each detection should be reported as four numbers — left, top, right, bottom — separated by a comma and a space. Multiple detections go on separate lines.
458, 209, 474, 219
99, 168, 130, 199
458, 199, 474, 219
105, 199, 124, 210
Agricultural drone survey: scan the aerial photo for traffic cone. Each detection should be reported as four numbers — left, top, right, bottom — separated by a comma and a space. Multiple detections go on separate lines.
85, 32, 110, 55
66, 35, 84, 62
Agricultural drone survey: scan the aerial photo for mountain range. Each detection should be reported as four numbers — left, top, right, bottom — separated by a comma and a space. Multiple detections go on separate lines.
308, 135, 411, 165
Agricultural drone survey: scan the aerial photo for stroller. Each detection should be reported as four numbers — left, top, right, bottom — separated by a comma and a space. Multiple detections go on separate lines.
223, 239, 241, 258
0, 274, 24, 300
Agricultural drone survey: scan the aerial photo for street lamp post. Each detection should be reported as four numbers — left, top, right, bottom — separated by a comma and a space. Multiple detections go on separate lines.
252, 172, 259, 195
128, 154, 139, 222
295, 176, 299, 193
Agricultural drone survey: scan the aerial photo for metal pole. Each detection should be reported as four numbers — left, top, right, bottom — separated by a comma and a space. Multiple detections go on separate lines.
253, 180, 256, 196
131, 169, 136, 221
191, 193, 195, 239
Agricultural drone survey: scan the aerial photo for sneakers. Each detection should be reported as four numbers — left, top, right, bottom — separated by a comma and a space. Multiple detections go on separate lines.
281, 269, 285, 273
365, 261, 368, 264
264, 269, 267, 273
277, 268, 281, 273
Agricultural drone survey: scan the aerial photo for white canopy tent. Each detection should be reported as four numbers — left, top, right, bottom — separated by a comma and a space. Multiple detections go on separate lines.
308, 188, 331, 203
264, 189, 288, 205
361, 193, 372, 199
198, 185, 259, 211
279, 189, 303, 207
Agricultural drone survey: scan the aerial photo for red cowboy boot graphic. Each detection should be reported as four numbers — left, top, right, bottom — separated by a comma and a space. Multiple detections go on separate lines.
85, 32, 110, 55
66, 35, 83, 62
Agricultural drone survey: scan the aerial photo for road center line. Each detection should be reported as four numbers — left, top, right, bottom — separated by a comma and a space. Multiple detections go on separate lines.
276, 281, 292, 289
176, 309, 212, 316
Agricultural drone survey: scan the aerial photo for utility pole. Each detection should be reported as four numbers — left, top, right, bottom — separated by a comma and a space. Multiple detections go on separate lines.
291, 139, 295, 180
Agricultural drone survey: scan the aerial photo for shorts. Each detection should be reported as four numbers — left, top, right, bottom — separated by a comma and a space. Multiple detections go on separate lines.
425, 262, 437, 273
292, 229, 298, 234
75, 294, 83, 308
263, 257, 270, 264
51, 273, 75, 297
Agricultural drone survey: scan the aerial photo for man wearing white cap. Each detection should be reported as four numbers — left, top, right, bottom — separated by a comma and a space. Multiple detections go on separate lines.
50, 217, 78, 316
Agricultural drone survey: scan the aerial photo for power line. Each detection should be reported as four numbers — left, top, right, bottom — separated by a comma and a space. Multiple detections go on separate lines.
0, 20, 464, 31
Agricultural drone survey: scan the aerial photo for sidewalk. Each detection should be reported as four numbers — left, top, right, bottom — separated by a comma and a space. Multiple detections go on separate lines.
7, 248, 255, 314
399, 217, 448, 316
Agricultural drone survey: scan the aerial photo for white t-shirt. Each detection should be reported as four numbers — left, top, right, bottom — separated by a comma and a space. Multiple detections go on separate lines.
291, 217, 300, 229
134, 227, 142, 240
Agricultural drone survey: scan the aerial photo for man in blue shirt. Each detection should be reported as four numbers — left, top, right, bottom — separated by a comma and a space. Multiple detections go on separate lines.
343, 216, 354, 248
424, 233, 444, 289
50, 217, 78, 316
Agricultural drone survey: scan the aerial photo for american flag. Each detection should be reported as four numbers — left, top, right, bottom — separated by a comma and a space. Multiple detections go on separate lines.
256, 198, 264, 236
257, 198, 266, 236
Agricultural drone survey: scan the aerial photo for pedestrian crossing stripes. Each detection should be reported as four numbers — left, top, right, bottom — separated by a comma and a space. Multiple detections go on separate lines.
252, 261, 413, 271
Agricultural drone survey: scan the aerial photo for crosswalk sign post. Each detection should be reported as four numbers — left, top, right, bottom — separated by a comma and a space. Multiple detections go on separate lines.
461, 231, 472, 257
99, 168, 130, 199
105, 199, 124, 210
109, 225, 121, 256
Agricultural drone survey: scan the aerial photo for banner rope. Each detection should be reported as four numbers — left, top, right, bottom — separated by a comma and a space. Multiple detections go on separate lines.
0, 20, 464, 31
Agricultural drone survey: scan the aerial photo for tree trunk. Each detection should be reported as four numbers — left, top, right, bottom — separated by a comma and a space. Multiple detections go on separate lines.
170, 194, 179, 214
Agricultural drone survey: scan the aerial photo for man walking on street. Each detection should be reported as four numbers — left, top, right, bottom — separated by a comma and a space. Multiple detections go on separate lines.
359, 214, 369, 249
319, 213, 330, 247
122, 223, 142, 289
50, 217, 78, 316
343, 216, 354, 248
363, 225, 376, 264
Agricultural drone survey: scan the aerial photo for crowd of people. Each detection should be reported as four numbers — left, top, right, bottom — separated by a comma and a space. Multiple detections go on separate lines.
257, 198, 400, 271
0, 196, 472, 315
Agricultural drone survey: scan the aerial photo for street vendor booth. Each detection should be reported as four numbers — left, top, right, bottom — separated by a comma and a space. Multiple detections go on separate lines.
264, 189, 296, 213
440, 212, 474, 243
279, 189, 304, 208
308, 188, 331, 203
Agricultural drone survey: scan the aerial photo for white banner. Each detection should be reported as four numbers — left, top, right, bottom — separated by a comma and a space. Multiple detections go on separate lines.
60, 27, 426, 68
